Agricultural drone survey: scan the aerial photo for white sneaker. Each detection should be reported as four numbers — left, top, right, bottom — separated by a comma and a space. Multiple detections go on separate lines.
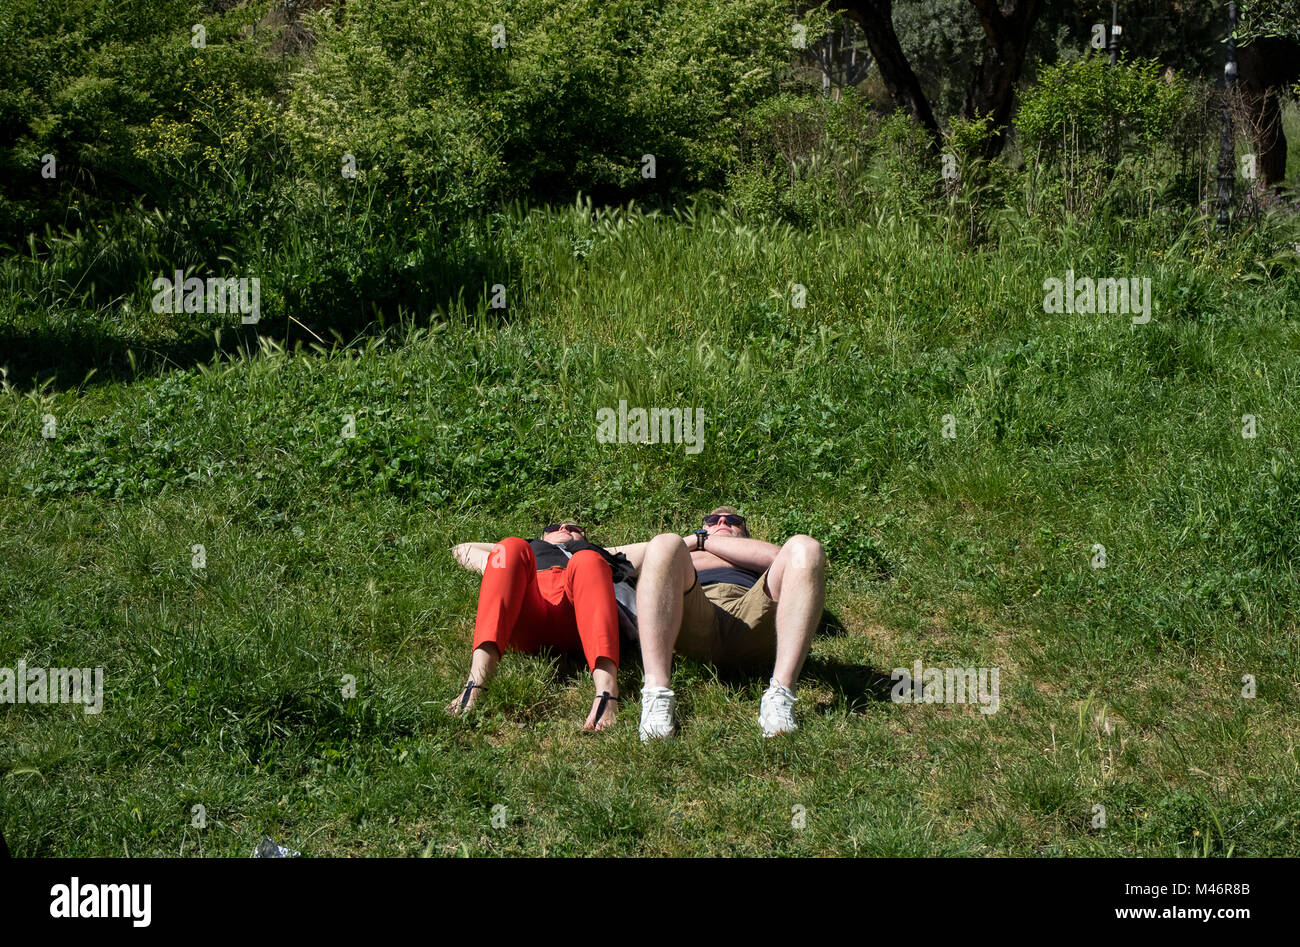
759, 680, 798, 737
638, 685, 678, 742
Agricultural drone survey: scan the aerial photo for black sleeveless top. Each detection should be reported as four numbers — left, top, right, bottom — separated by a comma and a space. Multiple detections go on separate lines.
528, 538, 636, 584
698, 566, 761, 589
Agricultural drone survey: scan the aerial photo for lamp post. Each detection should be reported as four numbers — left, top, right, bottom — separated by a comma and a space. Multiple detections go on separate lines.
1217, 2, 1239, 233
1108, 3, 1120, 65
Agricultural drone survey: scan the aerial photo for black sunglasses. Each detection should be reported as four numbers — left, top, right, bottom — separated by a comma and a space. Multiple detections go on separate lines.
703, 514, 745, 527
543, 523, 586, 535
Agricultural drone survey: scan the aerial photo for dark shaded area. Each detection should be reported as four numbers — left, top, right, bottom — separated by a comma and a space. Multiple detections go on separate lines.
0, 244, 512, 391
1237, 37, 1300, 187
0, 322, 257, 391
525, 607, 888, 717
1031, 1, 1226, 78
792, 657, 898, 709
960, 0, 1046, 159
0, 827, 9, 858
817, 607, 849, 638
842, 0, 942, 146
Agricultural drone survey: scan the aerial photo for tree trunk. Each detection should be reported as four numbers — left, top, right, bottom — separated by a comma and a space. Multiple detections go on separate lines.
1237, 37, 1300, 187
962, 0, 1044, 159
843, 1, 1043, 159
840, 1, 942, 152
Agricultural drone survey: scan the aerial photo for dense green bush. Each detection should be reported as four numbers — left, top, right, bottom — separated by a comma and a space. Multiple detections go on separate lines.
0, 0, 1288, 353
1018, 54, 1190, 164
727, 92, 873, 225
285, 0, 828, 211
723, 92, 951, 227
2, 0, 841, 337
1016, 54, 1201, 220
0, 0, 280, 244
938, 113, 1010, 245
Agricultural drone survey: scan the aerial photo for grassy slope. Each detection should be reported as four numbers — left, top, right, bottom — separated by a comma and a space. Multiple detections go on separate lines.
2, 202, 1299, 856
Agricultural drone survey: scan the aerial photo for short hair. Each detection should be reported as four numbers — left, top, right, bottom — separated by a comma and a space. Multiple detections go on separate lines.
708, 505, 749, 537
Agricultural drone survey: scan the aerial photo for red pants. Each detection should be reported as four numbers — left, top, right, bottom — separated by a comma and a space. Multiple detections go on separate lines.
472, 537, 619, 670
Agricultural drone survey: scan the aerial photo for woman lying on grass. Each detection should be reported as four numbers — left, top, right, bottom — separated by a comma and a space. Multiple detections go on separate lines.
448, 521, 631, 731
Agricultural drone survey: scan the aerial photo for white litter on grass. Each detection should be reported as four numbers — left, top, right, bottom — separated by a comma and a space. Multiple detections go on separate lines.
253, 836, 300, 858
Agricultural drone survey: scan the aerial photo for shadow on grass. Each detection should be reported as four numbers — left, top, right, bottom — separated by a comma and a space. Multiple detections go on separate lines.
2, 231, 520, 392
816, 608, 848, 638
0, 321, 268, 391
797, 657, 898, 710
541, 606, 894, 715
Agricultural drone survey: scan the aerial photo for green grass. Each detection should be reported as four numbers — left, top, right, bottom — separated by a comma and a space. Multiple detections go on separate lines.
2, 199, 1300, 856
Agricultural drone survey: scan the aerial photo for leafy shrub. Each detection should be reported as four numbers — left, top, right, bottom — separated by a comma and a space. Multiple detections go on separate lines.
1018, 55, 1189, 164
0, 0, 280, 246
1017, 55, 1196, 219
939, 113, 1008, 244
724, 92, 947, 227
284, 0, 823, 213
862, 110, 939, 219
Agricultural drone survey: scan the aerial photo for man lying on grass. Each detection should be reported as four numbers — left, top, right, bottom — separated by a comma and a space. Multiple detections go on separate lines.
448, 521, 632, 731
608, 507, 826, 740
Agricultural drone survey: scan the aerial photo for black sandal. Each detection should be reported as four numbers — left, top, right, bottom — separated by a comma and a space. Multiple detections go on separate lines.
590, 691, 620, 727
457, 679, 485, 713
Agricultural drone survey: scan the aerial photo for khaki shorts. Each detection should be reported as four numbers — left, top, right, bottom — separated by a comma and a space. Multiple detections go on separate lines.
675, 570, 778, 670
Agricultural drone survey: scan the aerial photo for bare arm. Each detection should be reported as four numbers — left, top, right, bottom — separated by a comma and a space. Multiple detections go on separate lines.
608, 535, 780, 574
452, 542, 496, 573
695, 535, 781, 574
605, 540, 669, 571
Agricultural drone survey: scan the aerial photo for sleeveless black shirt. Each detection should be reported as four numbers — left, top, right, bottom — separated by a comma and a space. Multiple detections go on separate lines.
527, 538, 636, 584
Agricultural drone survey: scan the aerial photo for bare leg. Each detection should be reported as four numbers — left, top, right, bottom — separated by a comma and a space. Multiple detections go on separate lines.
446, 642, 500, 715
763, 535, 826, 689
583, 657, 619, 730
636, 534, 696, 689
